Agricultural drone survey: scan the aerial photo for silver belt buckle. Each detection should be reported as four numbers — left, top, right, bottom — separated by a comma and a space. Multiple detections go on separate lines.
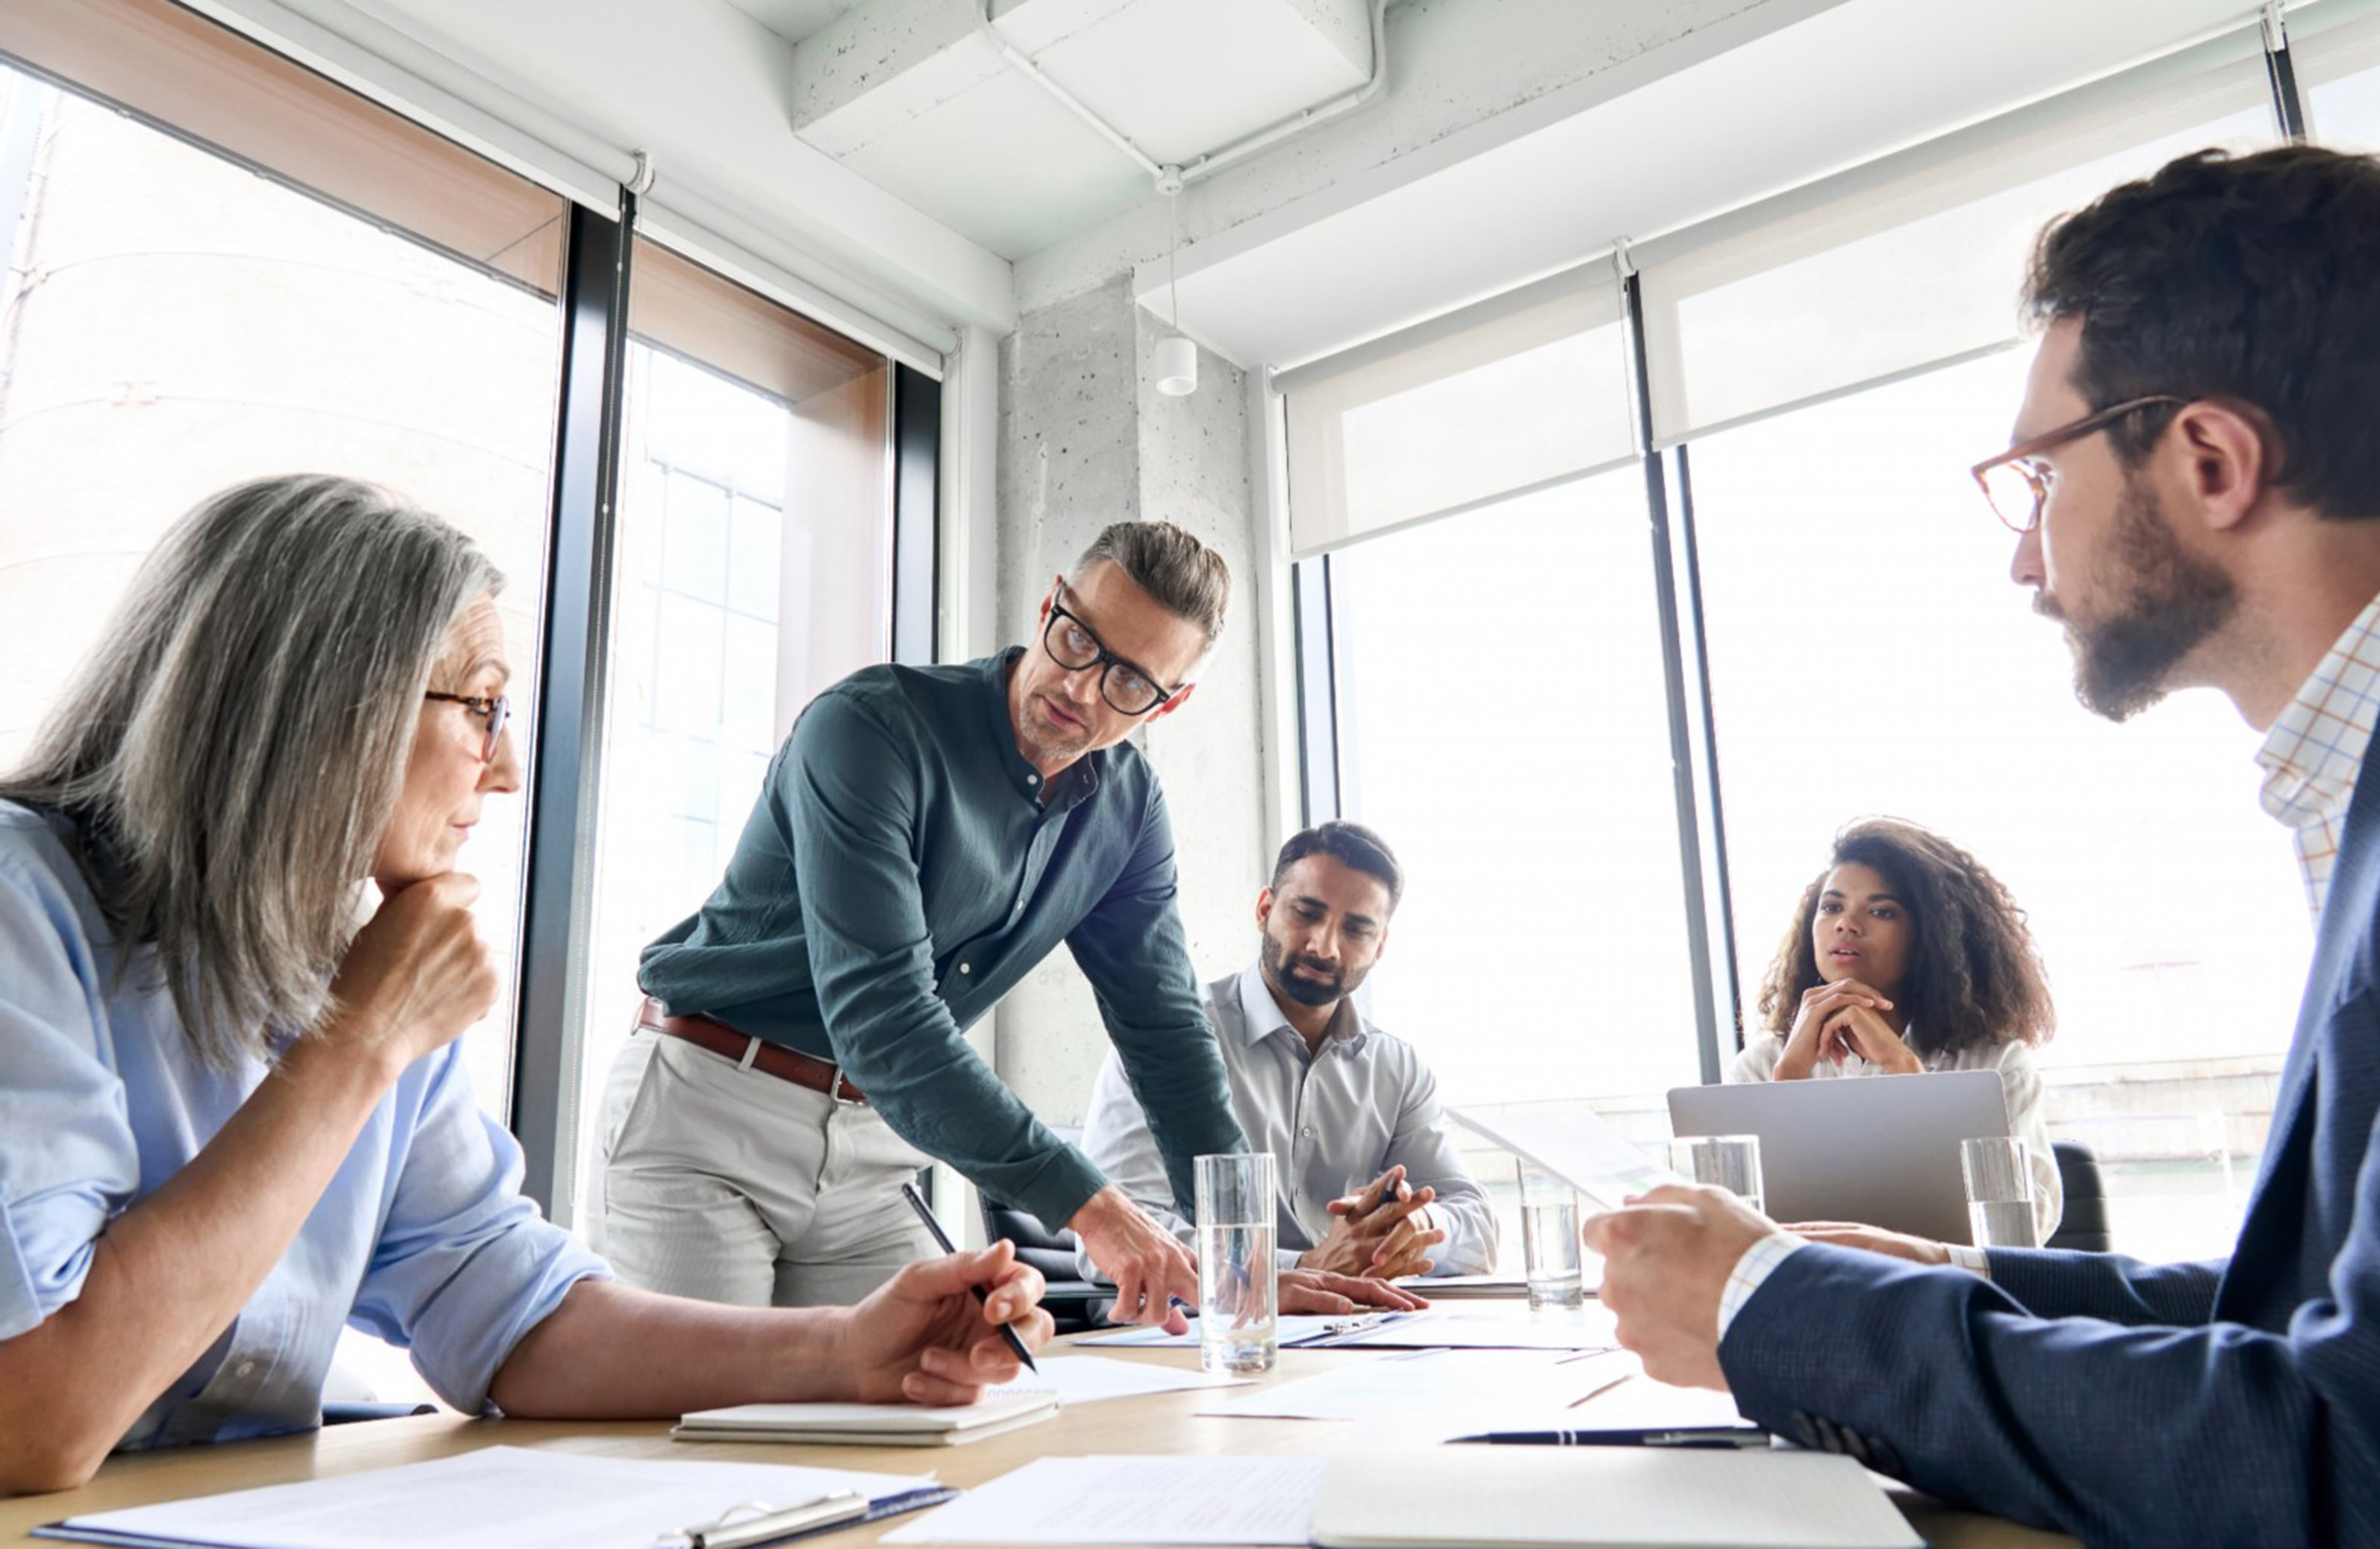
829, 1067, 863, 1105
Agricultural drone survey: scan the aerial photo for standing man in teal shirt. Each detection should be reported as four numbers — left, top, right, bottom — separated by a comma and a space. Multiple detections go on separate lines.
607, 522, 1420, 1326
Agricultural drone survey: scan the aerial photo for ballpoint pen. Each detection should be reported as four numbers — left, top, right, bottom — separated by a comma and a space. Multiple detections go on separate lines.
900, 1181, 1039, 1372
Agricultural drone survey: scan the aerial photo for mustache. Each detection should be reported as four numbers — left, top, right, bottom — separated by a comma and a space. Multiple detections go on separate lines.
2032, 591, 2066, 624
1286, 955, 1342, 979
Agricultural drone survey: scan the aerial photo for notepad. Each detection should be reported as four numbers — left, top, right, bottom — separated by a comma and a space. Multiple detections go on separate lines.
675, 1390, 1059, 1445
1310, 1447, 1921, 1549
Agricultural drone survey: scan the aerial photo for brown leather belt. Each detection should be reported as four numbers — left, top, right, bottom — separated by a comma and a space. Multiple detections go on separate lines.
635, 997, 866, 1105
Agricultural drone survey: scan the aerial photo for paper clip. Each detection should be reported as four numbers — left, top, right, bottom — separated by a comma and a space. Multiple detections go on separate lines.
653, 1491, 870, 1549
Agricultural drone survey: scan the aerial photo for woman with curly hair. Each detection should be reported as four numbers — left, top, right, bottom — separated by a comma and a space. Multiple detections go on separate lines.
1728, 817, 2061, 1238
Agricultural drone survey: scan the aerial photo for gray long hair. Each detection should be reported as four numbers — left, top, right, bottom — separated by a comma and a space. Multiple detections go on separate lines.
0, 475, 501, 1068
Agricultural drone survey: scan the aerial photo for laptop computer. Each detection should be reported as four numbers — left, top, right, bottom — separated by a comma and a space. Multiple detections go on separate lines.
1667, 1070, 2013, 1244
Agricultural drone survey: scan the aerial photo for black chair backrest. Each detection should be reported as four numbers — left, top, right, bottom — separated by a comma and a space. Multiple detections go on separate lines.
2046, 1141, 2114, 1253
978, 1196, 1114, 1333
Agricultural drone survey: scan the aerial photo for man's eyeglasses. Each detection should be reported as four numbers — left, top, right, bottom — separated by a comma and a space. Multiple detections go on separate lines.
423, 691, 511, 761
1970, 394, 2188, 533
1041, 589, 1185, 716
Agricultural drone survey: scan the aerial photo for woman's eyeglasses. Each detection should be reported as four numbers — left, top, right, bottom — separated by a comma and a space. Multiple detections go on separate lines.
423, 691, 510, 761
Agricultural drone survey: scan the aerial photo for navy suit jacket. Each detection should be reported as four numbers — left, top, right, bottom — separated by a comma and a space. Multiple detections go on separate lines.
1723, 752, 2380, 1548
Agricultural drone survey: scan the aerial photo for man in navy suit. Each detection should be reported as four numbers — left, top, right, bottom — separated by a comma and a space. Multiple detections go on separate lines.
1588, 144, 2380, 1547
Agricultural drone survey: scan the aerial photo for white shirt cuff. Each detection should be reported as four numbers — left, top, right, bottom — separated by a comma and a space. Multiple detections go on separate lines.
1716, 1232, 1805, 1340
1944, 1243, 1993, 1277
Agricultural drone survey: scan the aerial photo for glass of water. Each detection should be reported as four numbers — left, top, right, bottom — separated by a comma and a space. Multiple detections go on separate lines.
1195, 1152, 1279, 1374
1668, 1135, 1765, 1214
1516, 1164, 1585, 1310
1960, 1136, 2040, 1248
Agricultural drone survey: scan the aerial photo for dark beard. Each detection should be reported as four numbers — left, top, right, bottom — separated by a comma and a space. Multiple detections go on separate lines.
1261, 932, 1352, 1007
2040, 474, 2237, 722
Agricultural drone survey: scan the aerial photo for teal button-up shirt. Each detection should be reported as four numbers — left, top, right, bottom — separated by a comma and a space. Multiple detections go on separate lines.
638, 649, 1246, 1229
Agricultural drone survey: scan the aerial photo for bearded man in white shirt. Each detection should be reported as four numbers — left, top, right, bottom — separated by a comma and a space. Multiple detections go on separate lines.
1080, 821, 1496, 1282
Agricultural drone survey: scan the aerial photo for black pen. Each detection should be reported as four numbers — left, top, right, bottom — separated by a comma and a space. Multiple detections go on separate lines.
899, 1181, 1039, 1372
1448, 1428, 1767, 1449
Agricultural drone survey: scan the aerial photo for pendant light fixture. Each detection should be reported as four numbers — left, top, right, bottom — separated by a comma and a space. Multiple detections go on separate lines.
1153, 165, 1196, 397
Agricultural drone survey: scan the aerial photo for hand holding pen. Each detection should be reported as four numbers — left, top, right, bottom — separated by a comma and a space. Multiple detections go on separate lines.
901, 1182, 1041, 1372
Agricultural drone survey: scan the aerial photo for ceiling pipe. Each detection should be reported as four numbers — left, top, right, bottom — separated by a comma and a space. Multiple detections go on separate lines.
975, 0, 1390, 195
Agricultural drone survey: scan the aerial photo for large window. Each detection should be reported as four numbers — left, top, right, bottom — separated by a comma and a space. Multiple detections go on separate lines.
573, 239, 895, 1238
1292, 21, 2299, 1263
1688, 352, 2301, 1263
1328, 470, 1701, 1116
0, 2, 566, 1119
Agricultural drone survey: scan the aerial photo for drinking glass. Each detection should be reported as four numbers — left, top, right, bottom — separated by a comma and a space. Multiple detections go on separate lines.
1960, 1136, 2040, 1248
1195, 1152, 1279, 1374
1516, 1164, 1585, 1310
1668, 1135, 1765, 1214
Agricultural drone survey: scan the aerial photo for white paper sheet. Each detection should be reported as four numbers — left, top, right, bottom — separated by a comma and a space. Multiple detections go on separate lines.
987, 1354, 1253, 1403
48, 1447, 932, 1549
1077, 1313, 1355, 1349
1311, 1304, 1620, 1351
1450, 1105, 1687, 1211
881, 1455, 1327, 1545
1196, 1348, 1634, 1436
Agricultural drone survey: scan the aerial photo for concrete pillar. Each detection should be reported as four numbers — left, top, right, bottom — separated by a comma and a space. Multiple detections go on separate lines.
992, 273, 1267, 1124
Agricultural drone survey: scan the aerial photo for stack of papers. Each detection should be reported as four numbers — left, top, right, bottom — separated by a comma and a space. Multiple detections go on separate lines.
675, 1390, 1058, 1446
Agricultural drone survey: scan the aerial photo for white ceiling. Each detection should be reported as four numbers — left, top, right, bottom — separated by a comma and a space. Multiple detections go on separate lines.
1144, 0, 2309, 372
716, 0, 866, 47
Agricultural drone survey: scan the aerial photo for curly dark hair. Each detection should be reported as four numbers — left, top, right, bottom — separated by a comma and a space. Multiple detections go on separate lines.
2024, 144, 2380, 518
1756, 818, 2053, 1062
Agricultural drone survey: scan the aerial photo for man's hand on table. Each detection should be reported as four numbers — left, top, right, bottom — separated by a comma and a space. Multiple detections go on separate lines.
1069, 1184, 1199, 1333
1280, 1267, 1429, 1314
1583, 1183, 1781, 1391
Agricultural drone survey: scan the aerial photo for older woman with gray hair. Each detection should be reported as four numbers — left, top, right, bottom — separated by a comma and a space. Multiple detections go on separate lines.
0, 475, 1049, 1495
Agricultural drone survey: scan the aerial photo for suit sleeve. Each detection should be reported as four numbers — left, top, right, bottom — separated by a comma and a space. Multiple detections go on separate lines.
786, 692, 1104, 1227
1064, 780, 1247, 1219
1719, 1219, 2361, 1545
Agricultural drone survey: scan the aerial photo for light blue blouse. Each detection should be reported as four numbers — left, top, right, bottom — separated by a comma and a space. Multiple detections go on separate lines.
0, 800, 607, 1450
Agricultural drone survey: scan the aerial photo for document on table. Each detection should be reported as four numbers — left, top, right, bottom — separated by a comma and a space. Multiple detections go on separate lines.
1450, 1104, 1686, 1211
1079, 1313, 1360, 1349
882, 1455, 1327, 1546
1197, 1348, 1635, 1436
987, 1354, 1253, 1403
1311, 1447, 1921, 1548
1313, 1304, 1619, 1351
35, 1447, 933, 1549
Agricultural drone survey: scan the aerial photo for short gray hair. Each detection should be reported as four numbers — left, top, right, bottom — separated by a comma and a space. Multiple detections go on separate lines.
1072, 521, 1232, 649
0, 475, 501, 1068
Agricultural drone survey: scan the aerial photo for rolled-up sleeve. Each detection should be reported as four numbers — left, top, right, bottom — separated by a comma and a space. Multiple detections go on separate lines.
1067, 786, 1246, 1219
788, 692, 1104, 1227
348, 1044, 609, 1414
0, 854, 132, 1341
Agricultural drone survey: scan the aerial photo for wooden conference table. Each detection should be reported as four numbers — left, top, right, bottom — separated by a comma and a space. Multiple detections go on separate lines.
0, 1336, 2079, 1548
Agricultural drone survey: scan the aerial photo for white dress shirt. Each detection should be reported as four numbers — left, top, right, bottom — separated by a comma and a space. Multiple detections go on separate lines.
1077, 962, 1496, 1277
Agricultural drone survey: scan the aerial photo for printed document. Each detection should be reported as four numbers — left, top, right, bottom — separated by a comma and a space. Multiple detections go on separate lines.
1451, 1105, 1686, 1211
883, 1455, 1326, 1546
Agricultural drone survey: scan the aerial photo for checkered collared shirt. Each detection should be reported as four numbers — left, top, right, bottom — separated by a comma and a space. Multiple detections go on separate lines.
2257, 591, 2380, 922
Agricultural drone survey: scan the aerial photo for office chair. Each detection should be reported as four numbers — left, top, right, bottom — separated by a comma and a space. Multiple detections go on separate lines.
2046, 1141, 2114, 1252
977, 1195, 1116, 1333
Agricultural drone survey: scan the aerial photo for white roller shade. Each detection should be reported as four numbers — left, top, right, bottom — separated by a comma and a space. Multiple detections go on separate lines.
1633, 30, 2275, 448
2299, 0, 2380, 147
1276, 263, 1635, 559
